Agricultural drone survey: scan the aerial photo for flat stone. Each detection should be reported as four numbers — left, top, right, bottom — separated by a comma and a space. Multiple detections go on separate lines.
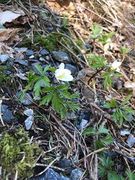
24, 109, 34, 116
59, 158, 73, 173
21, 93, 33, 105
70, 168, 83, 180
40, 49, 49, 56
1, 104, 14, 123
31, 168, 70, 180
65, 64, 78, 75
0, 54, 10, 63
127, 134, 135, 147
26, 49, 34, 56
24, 116, 34, 130
15, 59, 28, 66
52, 51, 71, 63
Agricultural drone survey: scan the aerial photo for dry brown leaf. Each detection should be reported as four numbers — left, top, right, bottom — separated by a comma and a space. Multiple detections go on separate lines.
0, 43, 14, 56
0, 28, 20, 43
124, 81, 135, 96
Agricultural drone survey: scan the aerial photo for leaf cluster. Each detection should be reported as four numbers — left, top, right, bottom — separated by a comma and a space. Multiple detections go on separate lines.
40, 84, 79, 118
104, 97, 135, 127
83, 123, 113, 148
23, 64, 79, 118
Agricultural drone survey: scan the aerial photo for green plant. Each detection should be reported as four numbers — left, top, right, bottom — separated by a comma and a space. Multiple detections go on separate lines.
0, 127, 40, 179
0, 66, 11, 84
25, 64, 52, 98
99, 154, 124, 180
87, 54, 107, 69
99, 32, 115, 45
83, 123, 113, 148
91, 23, 103, 39
104, 97, 135, 127
126, 170, 135, 180
34, 33, 60, 51
102, 70, 121, 89
22, 64, 79, 118
40, 84, 79, 118
120, 46, 130, 56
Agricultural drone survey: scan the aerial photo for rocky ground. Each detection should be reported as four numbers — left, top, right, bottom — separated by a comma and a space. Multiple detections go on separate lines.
0, 0, 135, 180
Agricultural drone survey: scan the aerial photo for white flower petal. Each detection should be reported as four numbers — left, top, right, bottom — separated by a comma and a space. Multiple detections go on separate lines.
55, 63, 73, 82
111, 60, 122, 72
59, 63, 65, 69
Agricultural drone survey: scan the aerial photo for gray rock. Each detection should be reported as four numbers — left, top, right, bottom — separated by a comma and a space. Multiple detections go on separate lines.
70, 168, 83, 180
127, 134, 135, 147
15, 59, 28, 66
79, 119, 88, 130
120, 129, 130, 136
65, 64, 78, 75
24, 109, 34, 116
59, 158, 73, 174
52, 51, 71, 63
31, 168, 70, 180
40, 49, 49, 56
26, 49, 34, 56
15, 47, 28, 53
1, 105, 14, 123
24, 116, 34, 130
21, 93, 33, 105
0, 54, 10, 63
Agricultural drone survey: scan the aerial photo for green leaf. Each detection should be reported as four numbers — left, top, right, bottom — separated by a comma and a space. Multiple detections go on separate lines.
99, 32, 115, 45
87, 54, 107, 69
83, 127, 96, 136
126, 170, 135, 180
34, 64, 44, 76
98, 124, 109, 134
108, 171, 124, 180
91, 23, 103, 39
120, 46, 130, 56
40, 92, 53, 105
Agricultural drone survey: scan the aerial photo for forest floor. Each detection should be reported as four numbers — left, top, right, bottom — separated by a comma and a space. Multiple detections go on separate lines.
0, 0, 135, 179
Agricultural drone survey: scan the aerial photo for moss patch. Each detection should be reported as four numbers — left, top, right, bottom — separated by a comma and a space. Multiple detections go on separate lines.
0, 127, 40, 179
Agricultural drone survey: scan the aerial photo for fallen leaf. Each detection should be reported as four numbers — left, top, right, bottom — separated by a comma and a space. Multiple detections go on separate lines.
124, 82, 135, 89
124, 81, 135, 96
0, 28, 20, 43
0, 10, 25, 25
0, 43, 14, 55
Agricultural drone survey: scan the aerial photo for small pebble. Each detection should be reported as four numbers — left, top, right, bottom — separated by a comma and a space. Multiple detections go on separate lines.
70, 168, 83, 180
15, 59, 28, 66
24, 109, 33, 116
127, 134, 135, 147
21, 93, 33, 105
120, 129, 130, 136
1, 104, 14, 123
0, 54, 9, 63
65, 64, 78, 75
26, 49, 34, 56
40, 49, 49, 56
52, 51, 71, 63
24, 116, 34, 130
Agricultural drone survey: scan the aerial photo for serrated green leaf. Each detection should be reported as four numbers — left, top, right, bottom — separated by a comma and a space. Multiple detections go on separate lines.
87, 54, 107, 69
91, 23, 103, 39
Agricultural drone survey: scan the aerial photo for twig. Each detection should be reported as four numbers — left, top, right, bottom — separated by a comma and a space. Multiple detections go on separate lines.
0, 99, 5, 126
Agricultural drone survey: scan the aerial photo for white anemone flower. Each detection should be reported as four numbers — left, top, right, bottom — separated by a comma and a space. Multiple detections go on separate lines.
111, 60, 122, 72
55, 63, 73, 82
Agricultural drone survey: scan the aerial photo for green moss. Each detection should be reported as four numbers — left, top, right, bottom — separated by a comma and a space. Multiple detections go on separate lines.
0, 66, 11, 84
0, 127, 41, 179
34, 33, 61, 51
